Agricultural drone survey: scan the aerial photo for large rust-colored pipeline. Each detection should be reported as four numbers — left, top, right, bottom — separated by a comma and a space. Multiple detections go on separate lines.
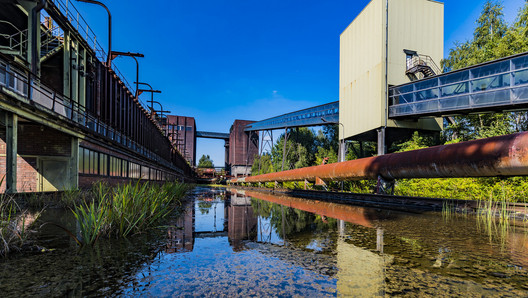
231, 132, 528, 183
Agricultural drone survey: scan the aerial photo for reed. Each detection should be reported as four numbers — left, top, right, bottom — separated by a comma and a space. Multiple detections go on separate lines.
0, 177, 41, 256
72, 181, 190, 246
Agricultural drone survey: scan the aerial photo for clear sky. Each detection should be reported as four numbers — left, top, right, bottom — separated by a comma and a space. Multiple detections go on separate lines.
74, 0, 525, 166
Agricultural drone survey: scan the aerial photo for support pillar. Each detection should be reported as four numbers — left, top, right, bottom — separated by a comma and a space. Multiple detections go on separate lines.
70, 137, 79, 189
282, 127, 289, 171
5, 113, 18, 194
377, 127, 386, 156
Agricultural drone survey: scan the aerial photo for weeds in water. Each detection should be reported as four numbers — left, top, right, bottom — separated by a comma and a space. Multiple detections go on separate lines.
71, 181, 191, 246
0, 177, 41, 256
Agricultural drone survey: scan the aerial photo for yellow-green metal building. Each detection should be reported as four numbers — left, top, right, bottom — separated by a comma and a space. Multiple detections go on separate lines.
339, 0, 444, 153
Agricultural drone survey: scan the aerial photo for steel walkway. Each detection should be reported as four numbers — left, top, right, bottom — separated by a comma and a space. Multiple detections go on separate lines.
389, 52, 528, 118
244, 101, 339, 131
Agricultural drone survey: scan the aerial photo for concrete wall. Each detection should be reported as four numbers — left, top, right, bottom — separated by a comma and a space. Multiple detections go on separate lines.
340, 0, 443, 140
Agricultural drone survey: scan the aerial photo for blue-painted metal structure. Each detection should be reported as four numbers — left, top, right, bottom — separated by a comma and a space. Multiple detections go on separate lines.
389, 52, 528, 118
196, 131, 230, 140
244, 101, 339, 131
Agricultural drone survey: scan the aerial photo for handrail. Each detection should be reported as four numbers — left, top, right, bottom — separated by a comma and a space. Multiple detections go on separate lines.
0, 56, 183, 172
406, 54, 442, 76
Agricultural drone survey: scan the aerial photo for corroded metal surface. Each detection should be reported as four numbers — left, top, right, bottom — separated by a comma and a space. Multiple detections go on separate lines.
231, 132, 528, 183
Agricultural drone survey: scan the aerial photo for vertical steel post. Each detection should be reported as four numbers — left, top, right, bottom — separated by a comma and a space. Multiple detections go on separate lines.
377, 127, 386, 156
70, 137, 79, 189
5, 112, 18, 194
281, 127, 289, 171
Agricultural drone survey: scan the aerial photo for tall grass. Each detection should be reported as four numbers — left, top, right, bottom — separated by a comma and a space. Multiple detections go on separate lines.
0, 177, 41, 256
72, 181, 190, 246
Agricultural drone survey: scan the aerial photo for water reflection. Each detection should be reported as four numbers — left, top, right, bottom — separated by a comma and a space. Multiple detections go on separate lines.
1, 187, 527, 296
222, 188, 528, 296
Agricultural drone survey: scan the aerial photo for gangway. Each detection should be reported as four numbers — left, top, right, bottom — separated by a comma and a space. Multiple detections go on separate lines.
389, 52, 528, 118
244, 101, 339, 132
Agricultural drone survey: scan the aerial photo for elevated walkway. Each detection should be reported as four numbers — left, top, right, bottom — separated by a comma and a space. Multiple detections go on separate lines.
389, 52, 528, 118
196, 131, 230, 140
244, 101, 339, 131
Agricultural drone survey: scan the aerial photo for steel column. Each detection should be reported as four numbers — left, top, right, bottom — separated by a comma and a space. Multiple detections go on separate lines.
5, 112, 18, 194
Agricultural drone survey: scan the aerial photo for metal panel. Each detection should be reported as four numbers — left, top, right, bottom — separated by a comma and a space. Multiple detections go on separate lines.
244, 101, 339, 131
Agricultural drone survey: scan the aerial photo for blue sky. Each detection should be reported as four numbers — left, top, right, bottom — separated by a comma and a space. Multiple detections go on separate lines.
74, 0, 525, 166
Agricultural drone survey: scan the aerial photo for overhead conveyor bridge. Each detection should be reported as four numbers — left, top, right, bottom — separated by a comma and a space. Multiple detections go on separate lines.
389, 52, 528, 118
244, 101, 339, 132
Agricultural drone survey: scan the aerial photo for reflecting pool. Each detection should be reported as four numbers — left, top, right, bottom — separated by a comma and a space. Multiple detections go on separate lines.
0, 186, 527, 296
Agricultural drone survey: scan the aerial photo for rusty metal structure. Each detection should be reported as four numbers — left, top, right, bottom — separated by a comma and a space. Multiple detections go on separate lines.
0, 0, 194, 192
230, 132, 528, 184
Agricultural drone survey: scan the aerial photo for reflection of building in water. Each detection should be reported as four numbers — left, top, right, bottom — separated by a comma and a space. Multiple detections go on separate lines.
227, 192, 258, 250
166, 199, 195, 253
336, 238, 392, 296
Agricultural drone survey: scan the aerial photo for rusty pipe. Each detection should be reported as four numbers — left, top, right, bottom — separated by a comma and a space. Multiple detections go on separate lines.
231, 132, 528, 183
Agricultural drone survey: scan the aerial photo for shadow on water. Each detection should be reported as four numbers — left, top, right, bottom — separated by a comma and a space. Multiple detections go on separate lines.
0, 186, 527, 296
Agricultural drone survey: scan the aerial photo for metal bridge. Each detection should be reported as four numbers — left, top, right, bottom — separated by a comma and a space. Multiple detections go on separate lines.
196, 131, 230, 140
389, 52, 528, 118
244, 101, 339, 132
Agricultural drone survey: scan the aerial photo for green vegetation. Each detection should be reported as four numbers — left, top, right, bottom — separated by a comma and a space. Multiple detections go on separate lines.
0, 178, 41, 257
198, 155, 214, 168
71, 181, 191, 246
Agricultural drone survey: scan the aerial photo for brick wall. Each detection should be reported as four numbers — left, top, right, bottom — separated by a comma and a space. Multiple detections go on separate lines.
229, 120, 259, 166
0, 123, 71, 192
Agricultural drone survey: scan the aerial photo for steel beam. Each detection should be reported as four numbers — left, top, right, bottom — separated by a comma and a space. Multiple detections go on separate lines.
232, 132, 528, 183
5, 112, 17, 193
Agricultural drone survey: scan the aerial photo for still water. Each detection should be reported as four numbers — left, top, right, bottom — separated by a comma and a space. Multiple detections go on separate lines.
1, 186, 528, 296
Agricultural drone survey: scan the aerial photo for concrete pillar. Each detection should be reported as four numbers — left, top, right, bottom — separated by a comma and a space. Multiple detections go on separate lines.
377, 127, 386, 156
5, 112, 18, 194
338, 219, 345, 237
376, 228, 384, 253
70, 137, 79, 189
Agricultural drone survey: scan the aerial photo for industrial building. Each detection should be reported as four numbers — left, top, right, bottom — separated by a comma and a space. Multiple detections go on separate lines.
340, 0, 444, 153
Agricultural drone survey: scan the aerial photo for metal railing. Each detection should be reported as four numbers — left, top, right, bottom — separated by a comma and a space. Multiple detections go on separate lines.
0, 57, 180, 172
406, 54, 442, 76
0, 21, 28, 57
389, 52, 528, 117
46, 0, 140, 105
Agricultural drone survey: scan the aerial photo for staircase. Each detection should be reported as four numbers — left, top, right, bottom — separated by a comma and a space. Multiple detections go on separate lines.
40, 17, 64, 62
405, 54, 442, 81
0, 17, 64, 63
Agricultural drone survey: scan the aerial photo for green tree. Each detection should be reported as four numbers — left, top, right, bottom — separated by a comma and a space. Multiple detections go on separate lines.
441, 0, 527, 141
197, 154, 214, 168
251, 154, 274, 175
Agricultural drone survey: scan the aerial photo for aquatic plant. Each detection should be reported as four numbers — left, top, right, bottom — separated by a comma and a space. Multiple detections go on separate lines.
0, 177, 42, 256
72, 181, 191, 246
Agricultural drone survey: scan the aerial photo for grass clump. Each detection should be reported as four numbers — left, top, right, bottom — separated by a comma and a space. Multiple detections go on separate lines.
72, 181, 190, 246
0, 178, 41, 256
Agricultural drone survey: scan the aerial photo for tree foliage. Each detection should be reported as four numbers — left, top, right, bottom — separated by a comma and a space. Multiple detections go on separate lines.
441, 0, 528, 141
197, 154, 214, 168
